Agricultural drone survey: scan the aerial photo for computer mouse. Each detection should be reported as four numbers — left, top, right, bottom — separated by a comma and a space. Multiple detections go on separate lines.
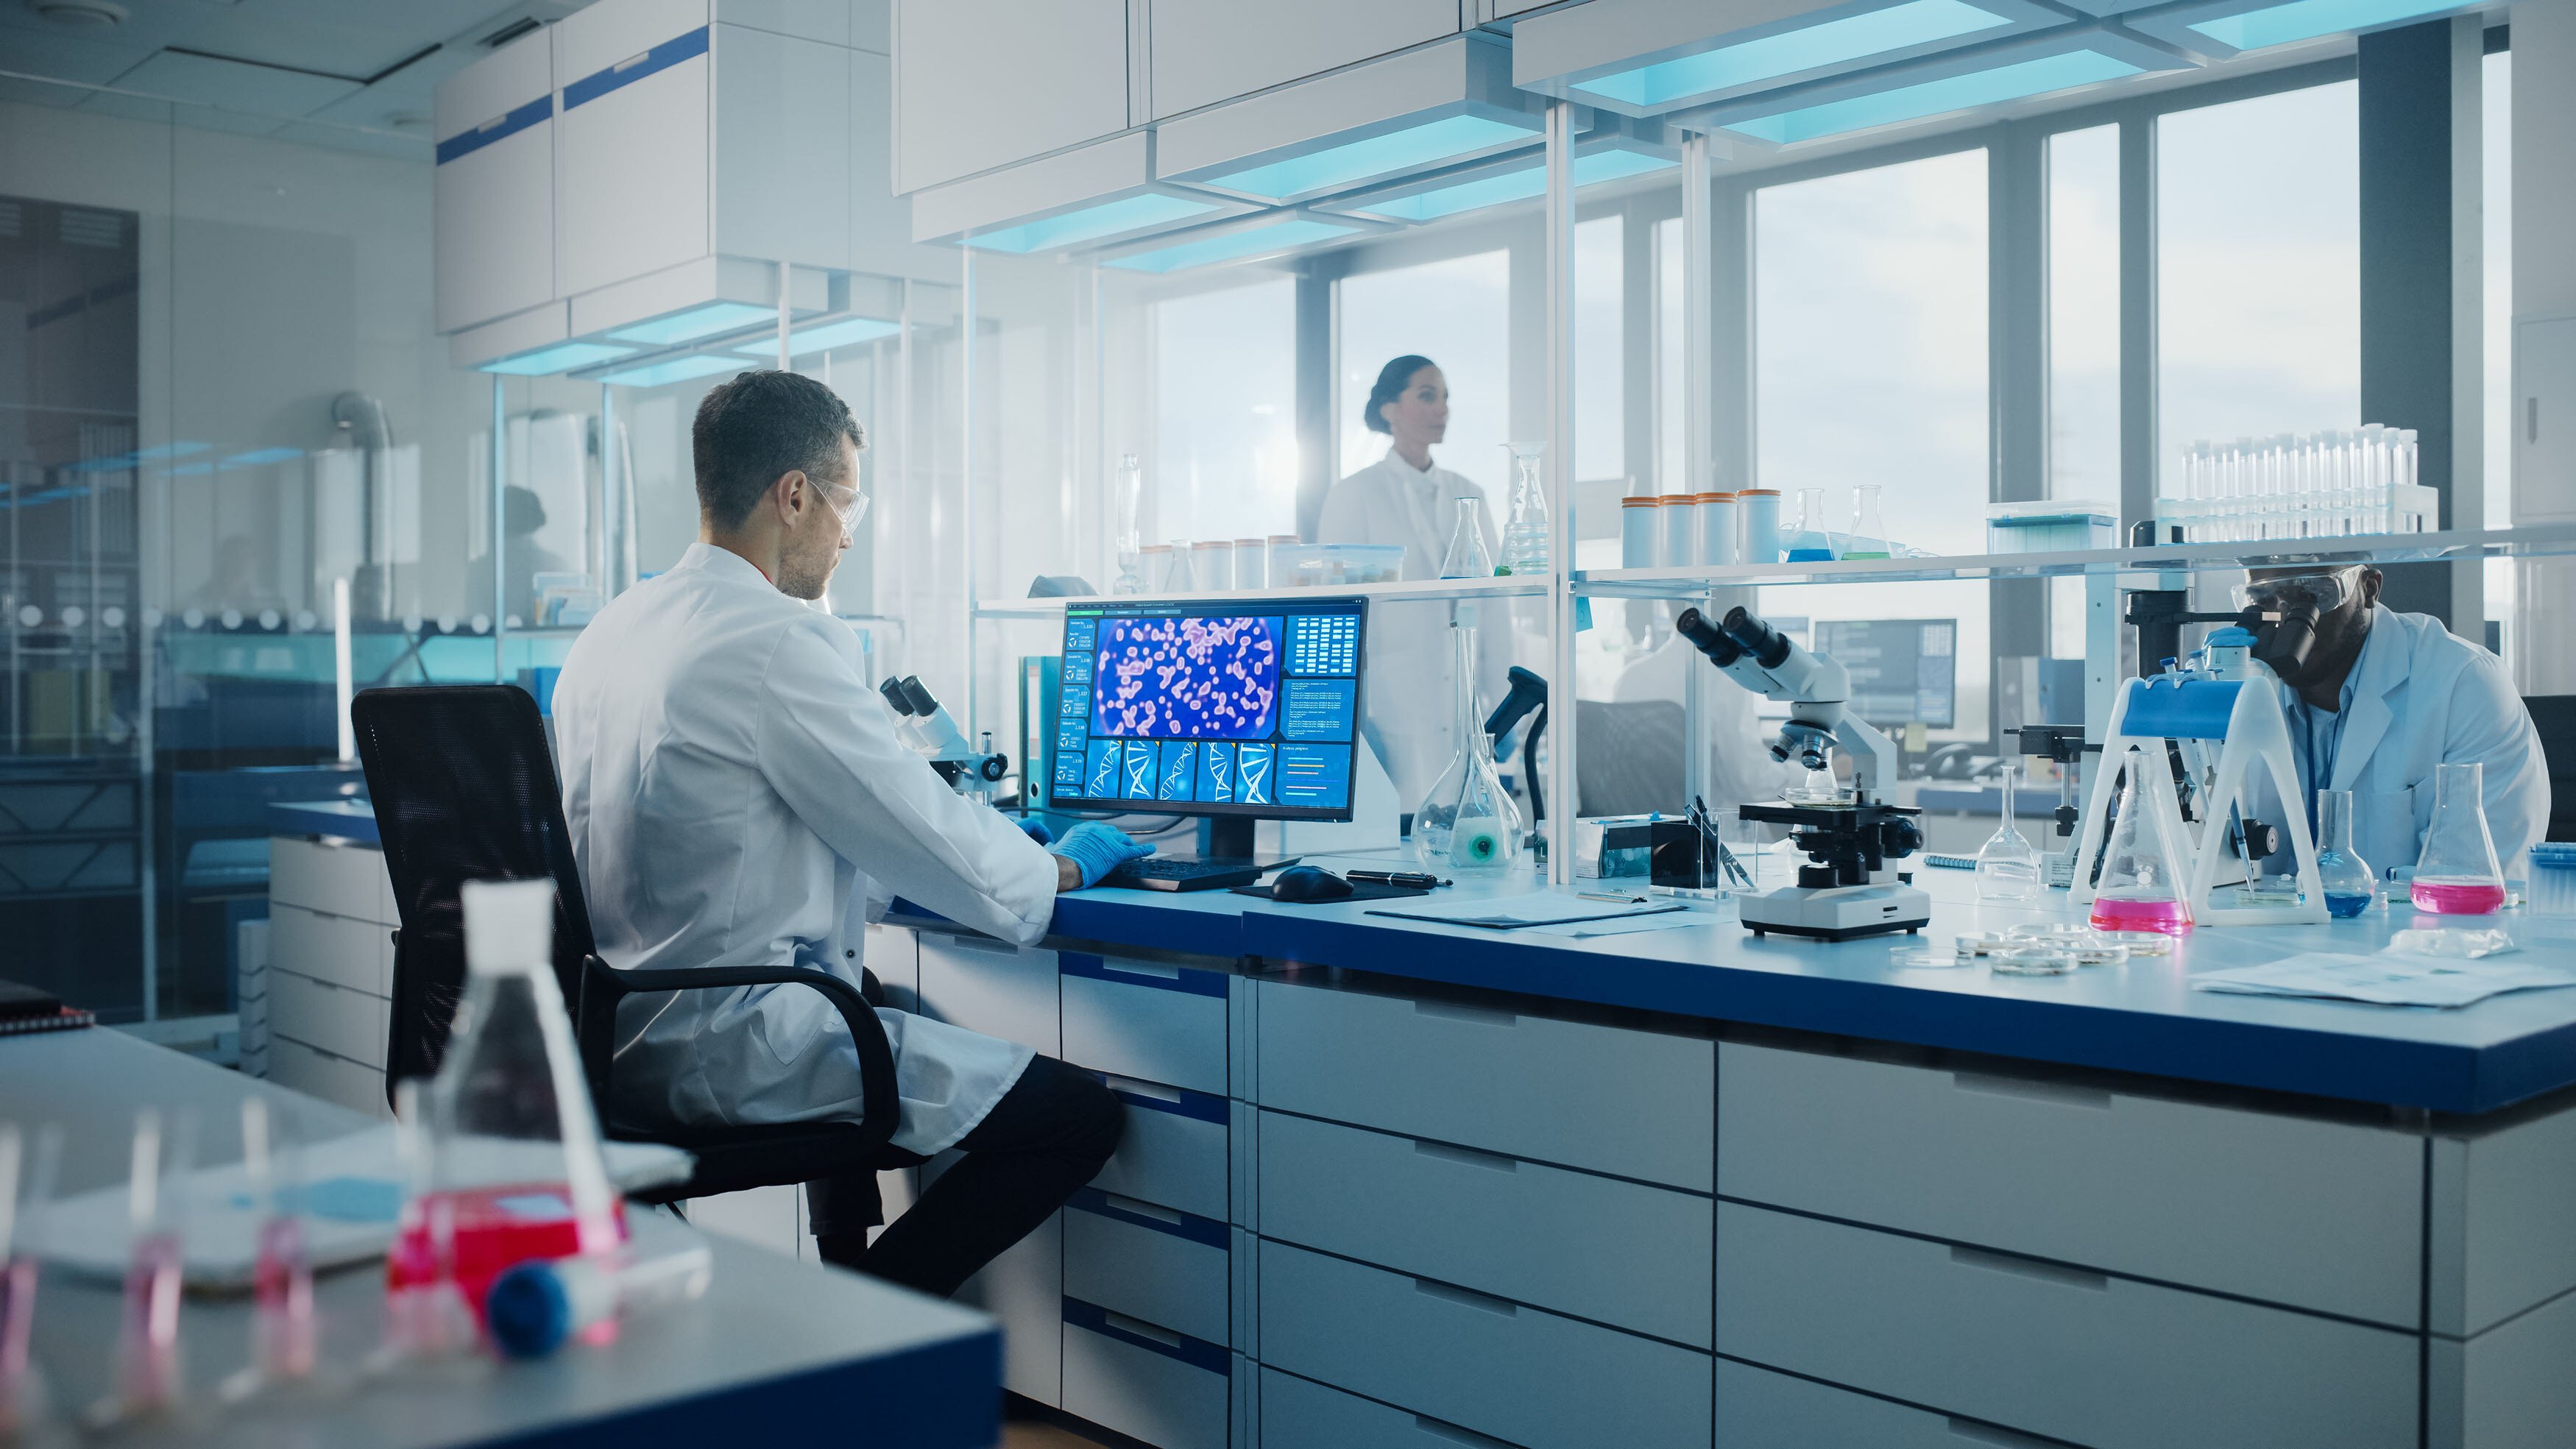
1270, 865, 1354, 903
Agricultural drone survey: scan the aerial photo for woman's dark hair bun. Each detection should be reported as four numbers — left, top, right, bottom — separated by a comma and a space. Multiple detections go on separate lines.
1365, 355, 1438, 435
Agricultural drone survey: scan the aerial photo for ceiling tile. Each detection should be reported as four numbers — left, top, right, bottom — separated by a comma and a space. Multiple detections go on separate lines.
79, 85, 286, 136
108, 48, 359, 118
272, 118, 435, 160
0, 73, 92, 108
0, 24, 152, 85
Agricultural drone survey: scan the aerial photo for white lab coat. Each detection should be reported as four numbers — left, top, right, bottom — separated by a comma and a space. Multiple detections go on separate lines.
1318, 450, 1514, 807
2248, 604, 2550, 880
553, 542, 1056, 1157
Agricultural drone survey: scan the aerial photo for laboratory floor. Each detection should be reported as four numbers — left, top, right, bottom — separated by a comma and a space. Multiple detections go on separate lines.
1000, 1397, 1134, 1448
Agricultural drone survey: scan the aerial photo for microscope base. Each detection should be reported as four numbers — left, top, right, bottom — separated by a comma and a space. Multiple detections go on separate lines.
1741, 882, 1932, 941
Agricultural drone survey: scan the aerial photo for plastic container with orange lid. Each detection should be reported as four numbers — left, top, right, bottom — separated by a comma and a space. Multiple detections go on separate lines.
1620, 495, 1659, 570
1738, 488, 1783, 563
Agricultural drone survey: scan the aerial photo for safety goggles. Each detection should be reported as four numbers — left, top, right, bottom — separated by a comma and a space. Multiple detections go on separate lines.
2234, 564, 2363, 614
818, 480, 871, 545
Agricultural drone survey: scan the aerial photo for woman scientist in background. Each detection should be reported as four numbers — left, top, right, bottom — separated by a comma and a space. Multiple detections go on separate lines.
1320, 355, 1512, 813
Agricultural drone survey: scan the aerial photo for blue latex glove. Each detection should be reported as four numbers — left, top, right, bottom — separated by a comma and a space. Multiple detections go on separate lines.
1050, 822, 1153, 888
1016, 816, 1055, 846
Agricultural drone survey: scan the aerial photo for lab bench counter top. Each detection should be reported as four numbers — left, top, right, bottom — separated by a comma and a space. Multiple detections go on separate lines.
1022, 852, 2576, 1116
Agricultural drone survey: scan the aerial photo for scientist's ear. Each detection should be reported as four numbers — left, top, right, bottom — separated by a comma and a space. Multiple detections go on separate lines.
768, 468, 814, 525
2357, 567, 2382, 612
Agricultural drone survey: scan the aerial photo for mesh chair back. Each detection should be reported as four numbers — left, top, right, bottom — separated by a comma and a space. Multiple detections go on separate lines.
1574, 698, 1686, 818
351, 685, 598, 1097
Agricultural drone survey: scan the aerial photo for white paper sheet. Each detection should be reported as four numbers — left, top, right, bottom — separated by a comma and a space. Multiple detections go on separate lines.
2191, 952, 2576, 1008
1367, 890, 1685, 932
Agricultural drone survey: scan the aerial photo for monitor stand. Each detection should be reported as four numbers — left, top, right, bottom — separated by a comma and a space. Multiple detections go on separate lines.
1200, 815, 1256, 863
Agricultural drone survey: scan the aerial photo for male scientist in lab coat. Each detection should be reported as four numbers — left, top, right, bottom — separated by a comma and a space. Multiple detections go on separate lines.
553, 370, 1149, 1297
2239, 564, 2549, 881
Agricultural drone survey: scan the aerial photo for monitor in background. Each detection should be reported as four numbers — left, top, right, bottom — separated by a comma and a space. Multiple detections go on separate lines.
1816, 619, 1958, 731
1050, 595, 1368, 859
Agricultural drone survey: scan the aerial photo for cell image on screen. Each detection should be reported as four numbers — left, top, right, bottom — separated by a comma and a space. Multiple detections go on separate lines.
1089, 615, 1283, 740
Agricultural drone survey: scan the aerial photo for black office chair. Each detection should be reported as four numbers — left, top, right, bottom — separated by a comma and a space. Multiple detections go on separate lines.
1574, 698, 1687, 818
350, 684, 897, 1202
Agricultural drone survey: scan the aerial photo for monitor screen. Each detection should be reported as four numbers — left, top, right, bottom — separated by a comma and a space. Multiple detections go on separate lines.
1049, 595, 1367, 821
1815, 619, 1958, 730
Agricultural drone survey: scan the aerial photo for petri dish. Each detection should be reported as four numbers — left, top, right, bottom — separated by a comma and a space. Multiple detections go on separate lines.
1991, 944, 2076, 976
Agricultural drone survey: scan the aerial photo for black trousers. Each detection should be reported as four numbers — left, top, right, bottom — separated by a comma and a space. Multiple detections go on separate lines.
808, 1054, 1123, 1299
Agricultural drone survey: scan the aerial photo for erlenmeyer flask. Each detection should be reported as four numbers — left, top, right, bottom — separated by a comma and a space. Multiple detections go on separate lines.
1162, 539, 1195, 593
2410, 761, 2505, 913
1496, 442, 1549, 575
1414, 622, 1523, 871
1975, 762, 2042, 901
1437, 497, 1494, 579
1843, 484, 1891, 559
2314, 788, 2377, 918
1786, 486, 1836, 561
2087, 761, 2194, 935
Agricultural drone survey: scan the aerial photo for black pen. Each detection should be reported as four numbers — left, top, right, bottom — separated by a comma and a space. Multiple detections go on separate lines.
1348, 869, 1448, 889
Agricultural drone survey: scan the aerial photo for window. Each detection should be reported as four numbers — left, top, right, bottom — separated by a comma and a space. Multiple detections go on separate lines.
1153, 277, 1296, 542
1337, 249, 1512, 502
2156, 81, 2361, 487
1577, 214, 1624, 484
2048, 123, 2120, 659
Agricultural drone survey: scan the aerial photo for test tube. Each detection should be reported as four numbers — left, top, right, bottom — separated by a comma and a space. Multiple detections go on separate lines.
1, 1123, 62, 1439
2396, 428, 2421, 530
110, 1109, 194, 1420
245, 1097, 314, 1389
2358, 423, 2388, 534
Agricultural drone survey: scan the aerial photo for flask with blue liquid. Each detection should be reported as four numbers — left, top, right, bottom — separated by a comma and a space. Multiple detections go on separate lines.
2314, 789, 2377, 918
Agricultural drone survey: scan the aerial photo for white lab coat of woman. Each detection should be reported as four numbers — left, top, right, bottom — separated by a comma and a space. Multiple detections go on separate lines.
1320, 358, 1513, 809
554, 542, 1055, 1157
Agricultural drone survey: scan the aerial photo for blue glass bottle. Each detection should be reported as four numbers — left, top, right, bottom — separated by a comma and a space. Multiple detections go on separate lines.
2314, 788, 2377, 918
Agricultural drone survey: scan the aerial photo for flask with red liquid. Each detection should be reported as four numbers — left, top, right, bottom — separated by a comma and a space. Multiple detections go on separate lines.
384, 880, 624, 1350
2087, 763, 2195, 935
2410, 762, 2506, 915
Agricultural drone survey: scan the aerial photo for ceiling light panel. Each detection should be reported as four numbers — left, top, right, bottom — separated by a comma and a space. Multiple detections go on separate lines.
1687, 29, 2190, 146
606, 301, 777, 347
735, 317, 904, 358
1322, 141, 1680, 226
2126, 0, 2491, 56
480, 341, 634, 376
595, 353, 746, 389
963, 192, 1226, 254
1101, 216, 1365, 274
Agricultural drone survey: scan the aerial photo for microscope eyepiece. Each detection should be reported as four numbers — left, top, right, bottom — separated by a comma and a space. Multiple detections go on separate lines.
1720, 606, 1794, 670
1674, 607, 1743, 666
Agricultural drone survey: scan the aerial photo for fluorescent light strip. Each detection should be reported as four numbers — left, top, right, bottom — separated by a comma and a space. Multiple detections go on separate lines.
1105, 219, 1362, 274
1369, 149, 1677, 223
597, 353, 746, 389
1578, 0, 2015, 109
2189, 0, 2465, 52
221, 447, 303, 469
608, 301, 777, 346
737, 316, 903, 359
964, 193, 1222, 253
1724, 48, 2140, 144
1205, 114, 1537, 202
481, 341, 635, 376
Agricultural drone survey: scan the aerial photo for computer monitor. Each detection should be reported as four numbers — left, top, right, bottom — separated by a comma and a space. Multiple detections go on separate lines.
1814, 619, 1958, 730
1049, 595, 1368, 856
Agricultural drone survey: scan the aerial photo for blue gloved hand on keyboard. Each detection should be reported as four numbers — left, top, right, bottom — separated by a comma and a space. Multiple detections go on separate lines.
1049, 822, 1154, 888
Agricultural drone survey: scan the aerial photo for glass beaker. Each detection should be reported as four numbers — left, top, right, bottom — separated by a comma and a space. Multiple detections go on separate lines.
1496, 442, 1549, 575
1843, 483, 1891, 559
1786, 486, 1836, 561
1437, 497, 1494, 579
1975, 762, 2042, 901
1414, 623, 1523, 872
1112, 454, 1144, 595
2313, 788, 2377, 918
2410, 761, 2505, 914
2087, 759, 2194, 935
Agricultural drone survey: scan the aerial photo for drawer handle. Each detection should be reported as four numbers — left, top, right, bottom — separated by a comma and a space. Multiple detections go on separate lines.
1414, 1139, 1517, 1173
1951, 1071, 2112, 1111
613, 49, 652, 71
1412, 999, 1516, 1027
1948, 1246, 2109, 1292
1947, 1418, 2061, 1448
1103, 958, 1182, 979
1414, 1414, 1514, 1448
1413, 1278, 1517, 1317
1101, 1073, 1183, 1104
1100, 1192, 1184, 1226
1100, 1310, 1182, 1347
932, 932, 1016, 957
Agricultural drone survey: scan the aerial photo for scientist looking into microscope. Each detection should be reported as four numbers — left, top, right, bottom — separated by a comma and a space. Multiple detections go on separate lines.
2237, 563, 2548, 879
553, 370, 1150, 1298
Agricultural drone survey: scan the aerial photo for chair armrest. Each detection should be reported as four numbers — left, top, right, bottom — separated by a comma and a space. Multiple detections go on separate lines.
577, 959, 899, 1151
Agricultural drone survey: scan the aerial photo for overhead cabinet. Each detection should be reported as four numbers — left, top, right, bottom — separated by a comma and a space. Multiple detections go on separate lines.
891, 0, 1131, 193
434, 26, 555, 335
1146, 0, 1464, 120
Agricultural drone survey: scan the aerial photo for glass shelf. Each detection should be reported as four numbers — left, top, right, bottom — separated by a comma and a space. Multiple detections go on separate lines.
973, 574, 1554, 620
1570, 524, 2576, 596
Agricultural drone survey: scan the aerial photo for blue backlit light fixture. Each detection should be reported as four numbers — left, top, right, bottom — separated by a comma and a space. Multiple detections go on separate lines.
2126, 0, 2491, 57
1320, 132, 1680, 226
606, 300, 779, 347
962, 192, 1226, 253
1685, 29, 2190, 146
1191, 113, 1540, 205
593, 353, 746, 389
734, 316, 903, 359
1097, 212, 1375, 275
480, 341, 634, 376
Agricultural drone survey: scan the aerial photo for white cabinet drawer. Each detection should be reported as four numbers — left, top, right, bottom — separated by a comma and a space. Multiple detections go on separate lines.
1061, 953, 1228, 1097
1719, 1041, 2422, 1326
268, 903, 393, 997
1064, 1190, 1231, 1348
1063, 1302, 1229, 1449
1717, 1358, 2030, 1449
1262, 1367, 1526, 1449
1259, 1240, 1710, 1449
916, 932, 1058, 1053
1256, 980, 1711, 1192
267, 1035, 389, 1119
269, 837, 393, 924
1090, 1075, 1228, 1222
269, 967, 389, 1071
1716, 1202, 2417, 1449
1257, 1110, 1710, 1349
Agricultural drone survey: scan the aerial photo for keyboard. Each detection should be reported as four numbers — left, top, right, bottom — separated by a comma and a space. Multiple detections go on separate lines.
1102, 857, 1267, 892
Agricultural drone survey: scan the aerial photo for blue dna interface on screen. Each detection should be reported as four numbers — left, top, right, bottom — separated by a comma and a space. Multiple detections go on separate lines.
1050, 596, 1367, 821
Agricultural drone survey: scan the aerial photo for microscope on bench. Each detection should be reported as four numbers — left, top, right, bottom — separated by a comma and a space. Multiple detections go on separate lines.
877, 676, 1010, 798
1674, 606, 1931, 941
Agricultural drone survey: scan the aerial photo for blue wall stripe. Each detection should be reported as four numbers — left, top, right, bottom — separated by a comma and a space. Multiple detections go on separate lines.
1059, 951, 1229, 999
435, 94, 551, 166
1082, 1070, 1229, 1124
1068, 1187, 1231, 1249
1062, 1297, 1231, 1376
564, 26, 709, 110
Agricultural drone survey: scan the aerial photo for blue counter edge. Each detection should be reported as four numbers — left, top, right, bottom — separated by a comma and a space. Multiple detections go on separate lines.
269, 799, 381, 846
